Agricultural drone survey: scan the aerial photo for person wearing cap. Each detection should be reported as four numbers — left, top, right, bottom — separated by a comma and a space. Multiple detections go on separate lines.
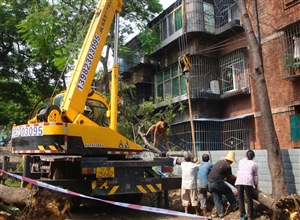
143, 121, 170, 150
208, 151, 238, 217
235, 150, 258, 220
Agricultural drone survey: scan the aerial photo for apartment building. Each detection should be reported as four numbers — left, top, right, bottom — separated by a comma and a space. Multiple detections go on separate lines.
119, 0, 300, 152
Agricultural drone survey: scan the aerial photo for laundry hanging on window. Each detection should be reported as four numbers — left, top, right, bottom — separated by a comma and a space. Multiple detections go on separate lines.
293, 36, 300, 60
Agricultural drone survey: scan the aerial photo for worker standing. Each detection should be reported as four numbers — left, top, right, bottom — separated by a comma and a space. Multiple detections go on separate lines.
198, 153, 213, 216
143, 121, 170, 151
180, 154, 200, 215
235, 150, 259, 220
208, 151, 238, 217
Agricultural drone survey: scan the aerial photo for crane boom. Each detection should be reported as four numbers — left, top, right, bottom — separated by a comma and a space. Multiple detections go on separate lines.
61, 0, 122, 123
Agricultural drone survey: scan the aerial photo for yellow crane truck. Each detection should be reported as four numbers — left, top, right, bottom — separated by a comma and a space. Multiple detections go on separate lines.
10, 0, 179, 203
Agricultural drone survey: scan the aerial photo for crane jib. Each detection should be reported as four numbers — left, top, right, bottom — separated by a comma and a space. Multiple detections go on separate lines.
77, 34, 101, 91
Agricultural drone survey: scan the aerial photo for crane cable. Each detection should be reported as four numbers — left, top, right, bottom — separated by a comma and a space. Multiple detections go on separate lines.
177, 0, 197, 158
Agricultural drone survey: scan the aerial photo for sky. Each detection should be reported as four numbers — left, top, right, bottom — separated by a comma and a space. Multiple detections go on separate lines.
161, 0, 175, 9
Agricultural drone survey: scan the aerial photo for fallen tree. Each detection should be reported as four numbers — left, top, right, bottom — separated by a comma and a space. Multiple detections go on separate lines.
0, 184, 71, 220
226, 178, 300, 219
252, 189, 300, 220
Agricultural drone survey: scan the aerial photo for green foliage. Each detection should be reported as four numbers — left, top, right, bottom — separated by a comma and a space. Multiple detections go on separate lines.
118, 46, 136, 67
283, 54, 300, 70
0, 202, 22, 216
3, 178, 21, 188
137, 28, 161, 55
121, 0, 163, 31
117, 90, 185, 148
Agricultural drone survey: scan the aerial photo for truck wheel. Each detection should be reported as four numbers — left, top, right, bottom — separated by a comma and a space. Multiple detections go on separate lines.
45, 105, 62, 122
53, 167, 64, 180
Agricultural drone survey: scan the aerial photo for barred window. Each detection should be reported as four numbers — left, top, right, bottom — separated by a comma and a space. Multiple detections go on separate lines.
281, 22, 300, 76
220, 50, 246, 93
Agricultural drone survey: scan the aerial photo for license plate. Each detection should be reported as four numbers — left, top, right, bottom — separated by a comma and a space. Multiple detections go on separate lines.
96, 167, 115, 178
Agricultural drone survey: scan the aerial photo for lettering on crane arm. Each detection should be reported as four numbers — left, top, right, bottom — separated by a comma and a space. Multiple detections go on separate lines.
77, 34, 101, 91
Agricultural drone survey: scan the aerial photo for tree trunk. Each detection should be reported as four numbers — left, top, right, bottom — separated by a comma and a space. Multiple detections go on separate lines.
0, 184, 32, 210
0, 184, 71, 219
235, 0, 288, 199
138, 126, 161, 155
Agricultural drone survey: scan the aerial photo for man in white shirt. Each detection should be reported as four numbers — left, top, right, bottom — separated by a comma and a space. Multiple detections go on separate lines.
180, 153, 200, 215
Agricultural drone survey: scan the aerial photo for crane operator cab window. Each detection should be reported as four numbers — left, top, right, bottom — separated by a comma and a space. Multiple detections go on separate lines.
84, 100, 109, 127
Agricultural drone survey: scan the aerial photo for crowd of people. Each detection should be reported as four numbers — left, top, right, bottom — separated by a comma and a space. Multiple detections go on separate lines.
159, 150, 258, 220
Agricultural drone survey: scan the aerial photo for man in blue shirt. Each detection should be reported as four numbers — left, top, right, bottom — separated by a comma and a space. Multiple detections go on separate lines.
198, 153, 213, 217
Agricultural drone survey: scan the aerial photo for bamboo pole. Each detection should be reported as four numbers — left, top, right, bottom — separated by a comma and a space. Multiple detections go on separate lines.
185, 76, 197, 158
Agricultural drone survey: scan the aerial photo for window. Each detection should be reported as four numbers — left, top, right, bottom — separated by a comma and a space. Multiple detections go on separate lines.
290, 114, 300, 141
220, 51, 246, 93
174, 7, 182, 31
289, 104, 300, 141
282, 22, 300, 76
156, 65, 187, 101
158, 6, 182, 41
203, 2, 215, 33
168, 14, 174, 36
215, 1, 239, 28
161, 18, 168, 40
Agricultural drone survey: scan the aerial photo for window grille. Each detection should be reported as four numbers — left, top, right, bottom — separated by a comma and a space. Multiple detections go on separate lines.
281, 21, 300, 77
168, 115, 254, 152
214, 0, 239, 28
189, 55, 220, 98
220, 50, 246, 93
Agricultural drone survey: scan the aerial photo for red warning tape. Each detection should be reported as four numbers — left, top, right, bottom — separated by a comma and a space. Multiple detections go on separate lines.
0, 169, 235, 219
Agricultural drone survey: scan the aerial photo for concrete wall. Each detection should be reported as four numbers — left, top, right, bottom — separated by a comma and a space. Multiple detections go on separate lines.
171, 149, 300, 195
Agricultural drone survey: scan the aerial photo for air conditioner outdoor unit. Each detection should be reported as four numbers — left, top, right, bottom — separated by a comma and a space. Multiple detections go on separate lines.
210, 80, 220, 94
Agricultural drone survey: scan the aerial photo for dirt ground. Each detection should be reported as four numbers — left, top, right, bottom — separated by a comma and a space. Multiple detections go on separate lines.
138, 189, 271, 219
67, 189, 272, 220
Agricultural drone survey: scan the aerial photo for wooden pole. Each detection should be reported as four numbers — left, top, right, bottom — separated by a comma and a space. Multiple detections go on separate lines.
185, 76, 197, 158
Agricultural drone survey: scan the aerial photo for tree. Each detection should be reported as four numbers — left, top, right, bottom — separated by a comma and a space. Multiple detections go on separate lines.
0, 1, 49, 130
117, 83, 185, 153
234, 0, 288, 199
